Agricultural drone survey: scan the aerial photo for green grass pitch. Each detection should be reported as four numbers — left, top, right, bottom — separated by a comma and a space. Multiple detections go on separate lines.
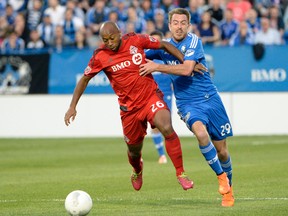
1, 135, 288, 215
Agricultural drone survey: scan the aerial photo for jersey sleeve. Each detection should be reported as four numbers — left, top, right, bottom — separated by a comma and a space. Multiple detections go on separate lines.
137, 34, 161, 50
145, 48, 163, 60
84, 51, 104, 77
183, 34, 205, 63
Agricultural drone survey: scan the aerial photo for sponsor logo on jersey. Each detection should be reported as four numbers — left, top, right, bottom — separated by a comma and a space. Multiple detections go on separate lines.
132, 53, 142, 65
186, 49, 195, 57
84, 66, 91, 74
130, 46, 138, 55
111, 61, 132, 72
181, 45, 186, 54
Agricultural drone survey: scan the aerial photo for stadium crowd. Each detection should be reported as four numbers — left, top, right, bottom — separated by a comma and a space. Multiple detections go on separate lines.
0, 0, 287, 53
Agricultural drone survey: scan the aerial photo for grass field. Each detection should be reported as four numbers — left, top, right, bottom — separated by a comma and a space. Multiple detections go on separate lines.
1, 135, 288, 216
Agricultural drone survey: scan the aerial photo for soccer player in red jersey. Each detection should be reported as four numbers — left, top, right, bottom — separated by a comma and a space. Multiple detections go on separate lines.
64, 21, 196, 191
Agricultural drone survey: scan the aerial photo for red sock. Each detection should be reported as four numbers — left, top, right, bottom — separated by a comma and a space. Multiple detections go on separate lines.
127, 151, 142, 173
165, 131, 184, 176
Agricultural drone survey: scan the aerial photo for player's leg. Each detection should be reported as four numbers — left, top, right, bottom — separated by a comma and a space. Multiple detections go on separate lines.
213, 139, 233, 186
127, 142, 144, 191
191, 121, 230, 195
213, 139, 234, 207
153, 108, 193, 190
151, 127, 167, 164
121, 110, 145, 191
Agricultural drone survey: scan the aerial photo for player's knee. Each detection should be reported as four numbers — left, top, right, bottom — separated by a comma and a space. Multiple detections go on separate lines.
217, 146, 229, 161
157, 123, 173, 137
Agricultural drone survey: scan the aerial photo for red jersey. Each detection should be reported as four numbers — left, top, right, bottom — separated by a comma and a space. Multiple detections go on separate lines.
84, 33, 161, 111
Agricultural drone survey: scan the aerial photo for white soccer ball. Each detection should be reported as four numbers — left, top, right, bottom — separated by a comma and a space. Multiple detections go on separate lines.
65, 190, 93, 216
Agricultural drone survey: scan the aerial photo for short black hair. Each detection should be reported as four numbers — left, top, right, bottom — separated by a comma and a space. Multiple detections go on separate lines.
150, 30, 164, 39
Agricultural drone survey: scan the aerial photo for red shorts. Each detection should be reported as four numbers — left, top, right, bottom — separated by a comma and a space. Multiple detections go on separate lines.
121, 91, 169, 145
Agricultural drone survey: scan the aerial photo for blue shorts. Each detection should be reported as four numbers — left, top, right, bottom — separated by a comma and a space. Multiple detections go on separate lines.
177, 93, 233, 141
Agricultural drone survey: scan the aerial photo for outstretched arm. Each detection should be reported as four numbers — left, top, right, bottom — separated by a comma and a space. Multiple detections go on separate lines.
140, 59, 207, 76
64, 75, 91, 126
158, 41, 184, 62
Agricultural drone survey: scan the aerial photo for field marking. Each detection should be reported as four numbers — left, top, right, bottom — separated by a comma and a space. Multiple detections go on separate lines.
1, 197, 288, 203
251, 139, 288, 145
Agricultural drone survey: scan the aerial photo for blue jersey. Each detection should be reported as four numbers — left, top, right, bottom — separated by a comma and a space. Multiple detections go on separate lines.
146, 33, 217, 106
151, 59, 173, 110
146, 33, 233, 140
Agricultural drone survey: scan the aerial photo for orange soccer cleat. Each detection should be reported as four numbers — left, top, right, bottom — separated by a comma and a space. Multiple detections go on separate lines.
217, 172, 231, 195
222, 186, 234, 207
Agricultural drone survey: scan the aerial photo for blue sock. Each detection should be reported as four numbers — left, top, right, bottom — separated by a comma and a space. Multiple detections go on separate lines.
199, 142, 223, 175
221, 156, 233, 186
152, 132, 165, 156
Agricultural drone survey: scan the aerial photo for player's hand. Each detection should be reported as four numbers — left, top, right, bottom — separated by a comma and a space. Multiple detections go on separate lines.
193, 63, 208, 75
64, 107, 77, 126
139, 59, 158, 76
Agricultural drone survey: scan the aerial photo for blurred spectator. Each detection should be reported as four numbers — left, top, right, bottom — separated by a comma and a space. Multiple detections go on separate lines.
85, 0, 109, 48
44, 0, 66, 26
268, 5, 285, 39
159, 0, 176, 20
0, 0, 7, 16
37, 13, 54, 46
126, 6, 147, 33
186, 0, 202, 32
229, 20, 254, 46
254, 0, 275, 17
141, 0, 155, 21
114, 0, 128, 22
125, 21, 136, 33
207, 0, 225, 25
197, 0, 209, 14
245, 8, 261, 34
85, 0, 109, 36
153, 8, 169, 36
1, 28, 25, 53
7, 0, 28, 12
195, 10, 220, 46
66, 0, 85, 21
77, 0, 90, 15
14, 13, 30, 44
61, 8, 84, 44
74, 29, 87, 49
50, 24, 71, 51
26, 29, 45, 49
284, 3, 288, 43
5, 4, 17, 25
131, 0, 145, 19
254, 17, 282, 45
145, 19, 156, 35
26, 0, 44, 31
219, 8, 239, 46
226, 0, 252, 22
107, 10, 125, 32
0, 16, 9, 46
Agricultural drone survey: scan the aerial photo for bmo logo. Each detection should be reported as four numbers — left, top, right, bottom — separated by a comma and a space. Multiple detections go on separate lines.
251, 68, 286, 82
111, 61, 131, 72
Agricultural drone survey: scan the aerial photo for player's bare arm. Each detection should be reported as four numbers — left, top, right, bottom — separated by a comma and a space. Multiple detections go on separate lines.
64, 75, 91, 126
140, 59, 207, 77
158, 41, 184, 62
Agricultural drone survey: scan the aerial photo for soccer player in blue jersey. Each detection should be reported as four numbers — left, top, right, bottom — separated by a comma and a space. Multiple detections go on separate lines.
140, 8, 234, 207
149, 30, 173, 164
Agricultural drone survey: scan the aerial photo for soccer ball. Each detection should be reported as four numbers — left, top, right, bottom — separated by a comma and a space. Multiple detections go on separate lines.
65, 190, 93, 216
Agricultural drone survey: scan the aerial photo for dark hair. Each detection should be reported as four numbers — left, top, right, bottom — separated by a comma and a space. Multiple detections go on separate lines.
150, 30, 164, 39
